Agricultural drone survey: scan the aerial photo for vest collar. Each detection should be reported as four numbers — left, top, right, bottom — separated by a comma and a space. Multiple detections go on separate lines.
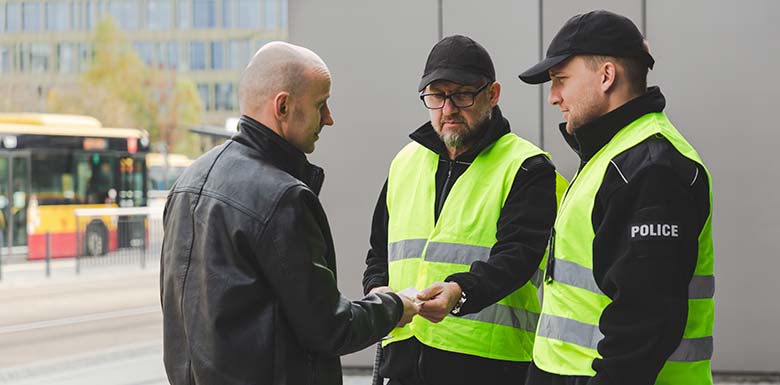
233, 115, 324, 195
410, 105, 511, 162
561, 86, 666, 162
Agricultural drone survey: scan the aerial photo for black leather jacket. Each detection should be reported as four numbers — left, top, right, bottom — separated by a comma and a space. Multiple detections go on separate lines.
161, 116, 403, 385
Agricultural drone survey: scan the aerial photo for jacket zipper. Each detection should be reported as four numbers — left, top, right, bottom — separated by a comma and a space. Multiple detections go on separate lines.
436, 160, 454, 218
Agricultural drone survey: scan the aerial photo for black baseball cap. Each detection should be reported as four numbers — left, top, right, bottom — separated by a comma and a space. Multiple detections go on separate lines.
418, 35, 496, 92
519, 10, 655, 84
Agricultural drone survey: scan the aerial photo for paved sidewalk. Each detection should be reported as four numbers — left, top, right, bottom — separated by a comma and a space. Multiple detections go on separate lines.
342, 369, 780, 385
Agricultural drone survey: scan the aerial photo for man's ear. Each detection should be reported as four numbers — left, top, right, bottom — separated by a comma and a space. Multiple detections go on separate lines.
488, 81, 501, 107
273, 92, 290, 121
600, 62, 617, 93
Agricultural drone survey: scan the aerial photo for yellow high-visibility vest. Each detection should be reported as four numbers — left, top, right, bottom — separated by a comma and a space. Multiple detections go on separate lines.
533, 112, 714, 384
385, 132, 567, 361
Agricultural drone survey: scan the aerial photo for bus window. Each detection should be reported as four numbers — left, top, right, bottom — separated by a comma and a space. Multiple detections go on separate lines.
119, 156, 145, 207
32, 152, 73, 204
74, 153, 116, 205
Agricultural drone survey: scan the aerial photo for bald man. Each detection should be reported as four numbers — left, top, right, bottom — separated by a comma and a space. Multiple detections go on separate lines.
161, 42, 418, 385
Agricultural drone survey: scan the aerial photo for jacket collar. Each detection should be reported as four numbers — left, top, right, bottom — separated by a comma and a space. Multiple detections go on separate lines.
561, 86, 666, 162
410, 105, 511, 162
232, 115, 325, 195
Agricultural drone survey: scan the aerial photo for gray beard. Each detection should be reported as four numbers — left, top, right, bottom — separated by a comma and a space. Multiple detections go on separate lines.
439, 109, 492, 149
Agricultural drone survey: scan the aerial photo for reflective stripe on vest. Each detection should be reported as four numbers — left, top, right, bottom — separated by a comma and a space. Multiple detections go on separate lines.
389, 239, 545, 288
385, 132, 564, 362
533, 112, 714, 384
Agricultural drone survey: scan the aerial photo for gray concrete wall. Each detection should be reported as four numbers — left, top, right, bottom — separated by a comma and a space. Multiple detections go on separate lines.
288, 0, 439, 366
289, 0, 780, 371
441, 0, 540, 143
646, 0, 780, 371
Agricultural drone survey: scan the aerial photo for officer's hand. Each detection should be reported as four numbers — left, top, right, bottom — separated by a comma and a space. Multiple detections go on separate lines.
369, 286, 392, 295
396, 293, 420, 328
416, 282, 462, 323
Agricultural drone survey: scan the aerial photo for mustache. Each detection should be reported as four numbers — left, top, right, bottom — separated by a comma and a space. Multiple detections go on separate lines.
440, 114, 465, 125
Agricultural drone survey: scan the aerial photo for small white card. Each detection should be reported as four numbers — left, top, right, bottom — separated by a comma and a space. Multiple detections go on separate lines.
397, 287, 420, 298
398, 287, 425, 304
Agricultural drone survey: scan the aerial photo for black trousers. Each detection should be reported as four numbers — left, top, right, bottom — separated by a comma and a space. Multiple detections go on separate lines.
381, 338, 529, 385
525, 362, 591, 385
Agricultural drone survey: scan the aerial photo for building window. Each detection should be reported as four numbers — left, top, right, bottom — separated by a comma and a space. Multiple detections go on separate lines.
1, 47, 11, 73
192, 0, 215, 28
85, 1, 96, 29
110, 0, 139, 30
227, 39, 249, 70
177, 0, 190, 29
166, 41, 179, 69
46, 1, 70, 31
78, 43, 92, 71
235, 0, 260, 29
263, 0, 277, 30
6, 3, 21, 32
222, 0, 231, 28
147, 0, 171, 31
57, 43, 76, 73
23, 2, 42, 32
280, 0, 287, 29
69, 1, 78, 30
23, 43, 50, 73
197, 83, 210, 111
134, 42, 155, 66
215, 83, 236, 111
210, 41, 223, 70
0, 4, 5, 32
190, 41, 206, 70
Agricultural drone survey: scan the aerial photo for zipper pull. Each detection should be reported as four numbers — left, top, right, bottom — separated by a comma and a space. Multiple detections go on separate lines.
544, 228, 556, 284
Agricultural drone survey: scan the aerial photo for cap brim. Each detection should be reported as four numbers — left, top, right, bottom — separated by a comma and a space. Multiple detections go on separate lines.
518, 54, 571, 84
418, 68, 489, 91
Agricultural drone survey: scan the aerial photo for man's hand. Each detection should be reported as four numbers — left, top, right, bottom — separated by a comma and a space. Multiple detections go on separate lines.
396, 293, 420, 327
416, 282, 462, 323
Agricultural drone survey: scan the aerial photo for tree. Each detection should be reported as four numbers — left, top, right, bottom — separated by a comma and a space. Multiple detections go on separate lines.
48, 18, 204, 155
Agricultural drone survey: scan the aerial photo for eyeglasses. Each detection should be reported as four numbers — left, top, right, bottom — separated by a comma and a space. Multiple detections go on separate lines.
419, 82, 491, 110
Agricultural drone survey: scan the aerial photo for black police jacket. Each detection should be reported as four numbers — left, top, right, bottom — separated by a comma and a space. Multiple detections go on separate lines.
527, 87, 711, 385
161, 116, 403, 385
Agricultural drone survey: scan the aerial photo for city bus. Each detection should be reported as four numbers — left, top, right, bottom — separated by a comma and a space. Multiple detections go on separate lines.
146, 153, 193, 207
0, 113, 150, 260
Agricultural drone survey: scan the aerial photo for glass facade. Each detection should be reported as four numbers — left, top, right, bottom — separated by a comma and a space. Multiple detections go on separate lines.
109, 0, 139, 30
215, 82, 235, 111
147, 0, 172, 30
57, 43, 76, 73
166, 41, 179, 69
192, 0, 215, 28
6, 3, 21, 32
46, 1, 69, 31
210, 41, 223, 70
189, 41, 205, 70
3, 0, 288, 123
218, 0, 268, 29
1, 47, 11, 73
264, 0, 276, 30
227, 39, 249, 70
196, 83, 210, 111
23, 2, 42, 31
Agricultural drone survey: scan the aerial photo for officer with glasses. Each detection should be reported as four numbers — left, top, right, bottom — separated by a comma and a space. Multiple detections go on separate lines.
362, 35, 566, 385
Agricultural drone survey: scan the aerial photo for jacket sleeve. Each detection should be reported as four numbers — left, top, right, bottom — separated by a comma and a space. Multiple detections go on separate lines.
362, 180, 390, 294
589, 164, 706, 385
255, 184, 402, 356
445, 155, 558, 314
